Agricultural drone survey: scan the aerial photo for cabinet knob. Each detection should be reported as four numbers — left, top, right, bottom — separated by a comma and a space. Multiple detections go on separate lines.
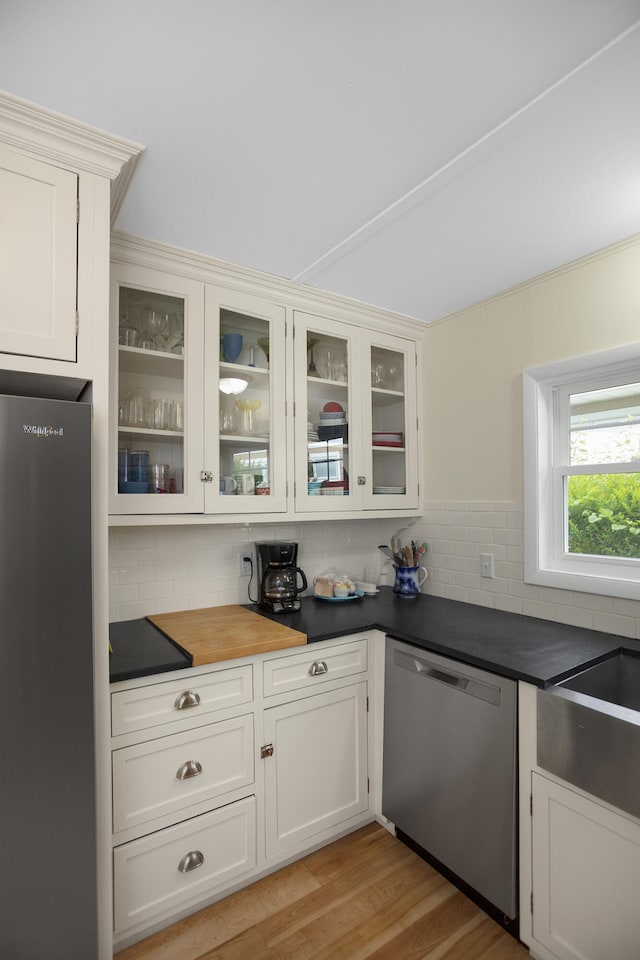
260, 743, 274, 759
174, 690, 201, 710
176, 759, 203, 781
357, 476, 366, 485
309, 660, 328, 676
200, 470, 214, 483
177, 850, 204, 874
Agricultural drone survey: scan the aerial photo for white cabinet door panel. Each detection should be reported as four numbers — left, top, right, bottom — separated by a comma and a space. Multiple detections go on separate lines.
0, 146, 77, 361
113, 713, 254, 835
111, 665, 253, 736
263, 639, 367, 697
532, 772, 640, 960
113, 796, 256, 933
264, 682, 368, 858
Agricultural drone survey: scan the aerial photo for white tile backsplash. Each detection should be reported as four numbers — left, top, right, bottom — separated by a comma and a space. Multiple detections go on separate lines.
108, 517, 402, 622
108, 504, 640, 640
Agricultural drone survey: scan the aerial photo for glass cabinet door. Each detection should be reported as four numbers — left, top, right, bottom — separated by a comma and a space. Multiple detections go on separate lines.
294, 312, 359, 511
204, 287, 286, 514
363, 333, 419, 509
110, 264, 205, 515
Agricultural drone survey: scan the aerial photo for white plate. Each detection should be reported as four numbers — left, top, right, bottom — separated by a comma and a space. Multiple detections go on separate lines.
314, 589, 365, 602
373, 486, 406, 494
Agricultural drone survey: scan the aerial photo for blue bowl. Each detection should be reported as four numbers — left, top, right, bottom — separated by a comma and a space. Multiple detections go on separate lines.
119, 481, 150, 494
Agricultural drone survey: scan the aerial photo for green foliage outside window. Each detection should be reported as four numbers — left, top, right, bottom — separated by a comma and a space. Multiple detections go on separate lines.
567, 473, 640, 558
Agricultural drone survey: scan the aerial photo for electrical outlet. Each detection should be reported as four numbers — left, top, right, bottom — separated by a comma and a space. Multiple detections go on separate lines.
480, 553, 495, 578
238, 552, 252, 577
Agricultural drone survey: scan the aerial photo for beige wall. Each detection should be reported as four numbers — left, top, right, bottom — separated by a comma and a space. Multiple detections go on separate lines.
422, 235, 640, 501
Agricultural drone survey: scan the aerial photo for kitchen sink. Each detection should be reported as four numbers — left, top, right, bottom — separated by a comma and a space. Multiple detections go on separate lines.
537, 649, 640, 820
557, 650, 640, 711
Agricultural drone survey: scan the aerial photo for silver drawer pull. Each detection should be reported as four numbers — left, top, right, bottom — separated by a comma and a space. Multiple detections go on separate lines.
178, 850, 204, 874
309, 660, 328, 676
176, 759, 203, 781
174, 690, 201, 710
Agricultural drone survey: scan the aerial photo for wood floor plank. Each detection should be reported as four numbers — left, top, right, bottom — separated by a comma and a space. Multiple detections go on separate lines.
115, 824, 529, 960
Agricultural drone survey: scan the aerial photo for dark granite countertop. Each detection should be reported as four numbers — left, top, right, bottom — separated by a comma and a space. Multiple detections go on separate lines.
109, 587, 635, 687
109, 619, 191, 682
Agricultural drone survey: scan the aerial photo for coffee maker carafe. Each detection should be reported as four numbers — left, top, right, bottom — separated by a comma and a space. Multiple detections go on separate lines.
256, 541, 308, 613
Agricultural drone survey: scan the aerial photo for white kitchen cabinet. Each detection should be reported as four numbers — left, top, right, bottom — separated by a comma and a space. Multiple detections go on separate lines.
111, 663, 253, 737
112, 712, 254, 835
0, 145, 78, 362
203, 284, 287, 514
293, 311, 419, 512
111, 660, 258, 943
110, 263, 287, 516
113, 795, 256, 935
263, 679, 369, 859
530, 771, 640, 960
110, 262, 205, 513
108, 233, 425, 525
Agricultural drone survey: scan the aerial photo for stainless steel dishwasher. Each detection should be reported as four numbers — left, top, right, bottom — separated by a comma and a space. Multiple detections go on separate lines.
382, 637, 518, 927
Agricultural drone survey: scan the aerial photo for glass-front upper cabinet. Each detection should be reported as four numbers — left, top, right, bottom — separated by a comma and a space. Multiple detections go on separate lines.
293, 313, 355, 512
293, 312, 418, 512
110, 263, 205, 515
203, 286, 287, 514
362, 331, 419, 510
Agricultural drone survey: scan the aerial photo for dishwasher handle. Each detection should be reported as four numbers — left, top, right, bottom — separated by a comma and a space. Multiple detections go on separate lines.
393, 648, 500, 705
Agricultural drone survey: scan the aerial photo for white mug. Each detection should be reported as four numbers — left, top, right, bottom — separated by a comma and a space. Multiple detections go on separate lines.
221, 475, 237, 495
235, 474, 255, 496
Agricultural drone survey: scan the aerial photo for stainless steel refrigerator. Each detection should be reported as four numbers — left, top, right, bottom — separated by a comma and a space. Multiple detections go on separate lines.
0, 392, 96, 958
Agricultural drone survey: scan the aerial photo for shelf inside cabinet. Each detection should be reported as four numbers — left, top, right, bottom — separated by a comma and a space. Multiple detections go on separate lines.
371, 386, 404, 405
118, 426, 183, 440
219, 361, 269, 383
119, 345, 184, 378
372, 444, 405, 452
306, 377, 348, 400
220, 434, 270, 446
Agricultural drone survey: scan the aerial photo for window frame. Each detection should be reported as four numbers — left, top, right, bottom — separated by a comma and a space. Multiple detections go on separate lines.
523, 342, 640, 601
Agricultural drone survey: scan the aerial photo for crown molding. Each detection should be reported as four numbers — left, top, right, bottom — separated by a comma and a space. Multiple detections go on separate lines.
0, 90, 144, 223
110, 230, 428, 338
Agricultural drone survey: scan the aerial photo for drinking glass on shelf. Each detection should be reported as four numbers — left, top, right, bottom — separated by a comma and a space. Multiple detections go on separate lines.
385, 361, 401, 390
235, 398, 262, 435
372, 360, 387, 387
332, 352, 347, 383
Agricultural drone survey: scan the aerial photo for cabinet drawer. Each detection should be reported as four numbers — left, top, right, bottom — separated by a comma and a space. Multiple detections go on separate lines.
263, 639, 367, 697
112, 714, 254, 835
111, 665, 253, 737
113, 796, 256, 934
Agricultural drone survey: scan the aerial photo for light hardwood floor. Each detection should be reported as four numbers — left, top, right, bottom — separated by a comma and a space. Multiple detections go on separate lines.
115, 823, 529, 960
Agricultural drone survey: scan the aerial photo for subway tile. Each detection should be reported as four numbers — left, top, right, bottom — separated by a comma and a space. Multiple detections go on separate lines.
554, 605, 594, 630
440, 584, 469, 602
483, 512, 508, 528
465, 589, 494, 608
118, 564, 156, 585
613, 597, 640, 618
592, 611, 636, 639
493, 595, 524, 616
110, 583, 139, 603
494, 561, 523, 581
492, 528, 523, 546
522, 599, 556, 622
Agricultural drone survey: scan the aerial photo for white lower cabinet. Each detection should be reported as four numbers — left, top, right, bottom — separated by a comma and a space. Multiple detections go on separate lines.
263, 680, 369, 858
111, 636, 372, 947
112, 713, 254, 834
531, 771, 640, 960
113, 796, 256, 934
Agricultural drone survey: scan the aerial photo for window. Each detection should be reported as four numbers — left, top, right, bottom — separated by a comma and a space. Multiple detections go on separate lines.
523, 343, 640, 601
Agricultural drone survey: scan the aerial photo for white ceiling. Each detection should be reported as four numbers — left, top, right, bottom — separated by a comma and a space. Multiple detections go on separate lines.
2, 0, 640, 323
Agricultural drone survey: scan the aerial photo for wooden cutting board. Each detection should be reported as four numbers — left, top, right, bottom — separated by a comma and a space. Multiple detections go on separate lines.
147, 605, 306, 666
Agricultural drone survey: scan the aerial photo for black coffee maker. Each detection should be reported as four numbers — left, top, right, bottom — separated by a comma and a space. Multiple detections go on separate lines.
256, 541, 308, 613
